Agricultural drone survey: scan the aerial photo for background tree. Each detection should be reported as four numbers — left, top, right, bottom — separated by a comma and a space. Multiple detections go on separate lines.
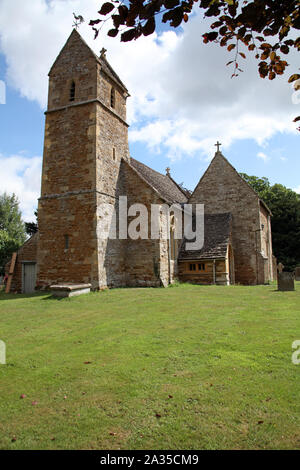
241, 174, 300, 271
25, 209, 38, 237
88, 0, 300, 127
0, 193, 26, 274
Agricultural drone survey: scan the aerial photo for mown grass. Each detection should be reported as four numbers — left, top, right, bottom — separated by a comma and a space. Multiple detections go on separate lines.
0, 282, 300, 450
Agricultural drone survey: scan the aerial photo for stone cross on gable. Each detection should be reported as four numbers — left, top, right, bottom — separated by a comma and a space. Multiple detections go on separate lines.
100, 48, 107, 59
215, 141, 222, 152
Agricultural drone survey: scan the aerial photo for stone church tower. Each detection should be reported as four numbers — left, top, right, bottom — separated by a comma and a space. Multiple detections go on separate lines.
36, 30, 187, 291
37, 30, 130, 289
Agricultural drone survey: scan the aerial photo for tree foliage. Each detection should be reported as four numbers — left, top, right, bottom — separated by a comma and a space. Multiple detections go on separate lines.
25, 209, 38, 237
0, 193, 26, 273
89, 0, 300, 126
240, 173, 300, 271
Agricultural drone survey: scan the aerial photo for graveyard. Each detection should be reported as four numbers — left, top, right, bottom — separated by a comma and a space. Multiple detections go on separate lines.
0, 281, 300, 450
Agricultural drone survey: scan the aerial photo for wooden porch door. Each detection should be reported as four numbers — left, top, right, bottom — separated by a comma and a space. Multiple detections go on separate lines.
23, 263, 37, 294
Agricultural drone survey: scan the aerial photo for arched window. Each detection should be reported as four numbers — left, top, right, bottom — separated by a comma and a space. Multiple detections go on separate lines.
70, 81, 76, 102
110, 87, 115, 108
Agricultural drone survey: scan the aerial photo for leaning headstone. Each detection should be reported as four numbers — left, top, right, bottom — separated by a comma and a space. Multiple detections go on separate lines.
277, 272, 295, 291
295, 267, 300, 281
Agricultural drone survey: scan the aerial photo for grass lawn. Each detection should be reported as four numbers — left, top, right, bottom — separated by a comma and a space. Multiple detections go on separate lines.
0, 282, 300, 450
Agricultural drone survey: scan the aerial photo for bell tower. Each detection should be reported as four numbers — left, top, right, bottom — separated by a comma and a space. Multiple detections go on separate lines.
37, 29, 130, 289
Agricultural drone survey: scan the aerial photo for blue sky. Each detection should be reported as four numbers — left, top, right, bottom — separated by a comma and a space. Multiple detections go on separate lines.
0, 0, 299, 221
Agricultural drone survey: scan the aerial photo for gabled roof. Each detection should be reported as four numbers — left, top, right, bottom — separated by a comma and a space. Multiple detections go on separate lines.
49, 29, 128, 93
130, 157, 188, 205
178, 212, 232, 260
190, 151, 272, 215
49, 29, 95, 76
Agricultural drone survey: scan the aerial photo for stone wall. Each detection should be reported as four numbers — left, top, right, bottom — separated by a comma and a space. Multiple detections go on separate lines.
97, 64, 127, 123
37, 29, 131, 290
121, 161, 170, 287
5, 234, 38, 293
189, 153, 268, 285
37, 192, 99, 289
95, 94, 130, 198
47, 30, 99, 111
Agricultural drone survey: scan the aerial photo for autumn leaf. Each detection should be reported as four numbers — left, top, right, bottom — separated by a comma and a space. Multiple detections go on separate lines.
289, 74, 300, 83
108, 28, 119, 37
98, 2, 115, 16
121, 28, 137, 42
227, 44, 235, 51
142, 17, 155, 36
89, 19, 102, 26
269, 71, 276, 80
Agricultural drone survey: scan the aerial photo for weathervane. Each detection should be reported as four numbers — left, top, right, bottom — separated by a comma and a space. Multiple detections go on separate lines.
215, 141, 222, 152
72, 12, 84, 30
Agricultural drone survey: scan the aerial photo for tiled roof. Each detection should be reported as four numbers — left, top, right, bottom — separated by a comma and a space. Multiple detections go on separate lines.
130, 157, 188, 204
179, 212, 232, 260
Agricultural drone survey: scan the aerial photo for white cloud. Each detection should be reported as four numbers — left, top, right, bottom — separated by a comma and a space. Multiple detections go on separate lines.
0, 0, 298, 219
257, 151, 270, 163
0, 153, 42, 222
0, 1, 297, 143
294, 186, 300, 194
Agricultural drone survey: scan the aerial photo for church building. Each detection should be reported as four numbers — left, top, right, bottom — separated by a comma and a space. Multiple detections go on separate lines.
6, 30, 275, 293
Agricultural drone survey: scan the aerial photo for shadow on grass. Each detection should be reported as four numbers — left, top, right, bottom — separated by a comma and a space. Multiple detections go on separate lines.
41, 294, 72, 301
0, 291, 49, 300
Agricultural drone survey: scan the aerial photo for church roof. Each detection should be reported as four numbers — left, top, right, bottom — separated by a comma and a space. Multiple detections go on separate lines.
130, 158, 188, 204
190, 151, 272, 215
178, 212, 232, 260
49, 30, 128, 93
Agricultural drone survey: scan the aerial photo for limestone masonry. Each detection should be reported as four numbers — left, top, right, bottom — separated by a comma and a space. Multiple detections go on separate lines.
7, 30, 275, 293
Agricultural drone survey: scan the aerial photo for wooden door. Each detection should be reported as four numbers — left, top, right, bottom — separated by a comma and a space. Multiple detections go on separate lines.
23, 263, 36, 294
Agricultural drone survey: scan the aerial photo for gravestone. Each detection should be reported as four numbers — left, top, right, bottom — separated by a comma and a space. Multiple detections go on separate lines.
50, 283, 91, 298
295, 267, 300, 281
277, 272, 295, 291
